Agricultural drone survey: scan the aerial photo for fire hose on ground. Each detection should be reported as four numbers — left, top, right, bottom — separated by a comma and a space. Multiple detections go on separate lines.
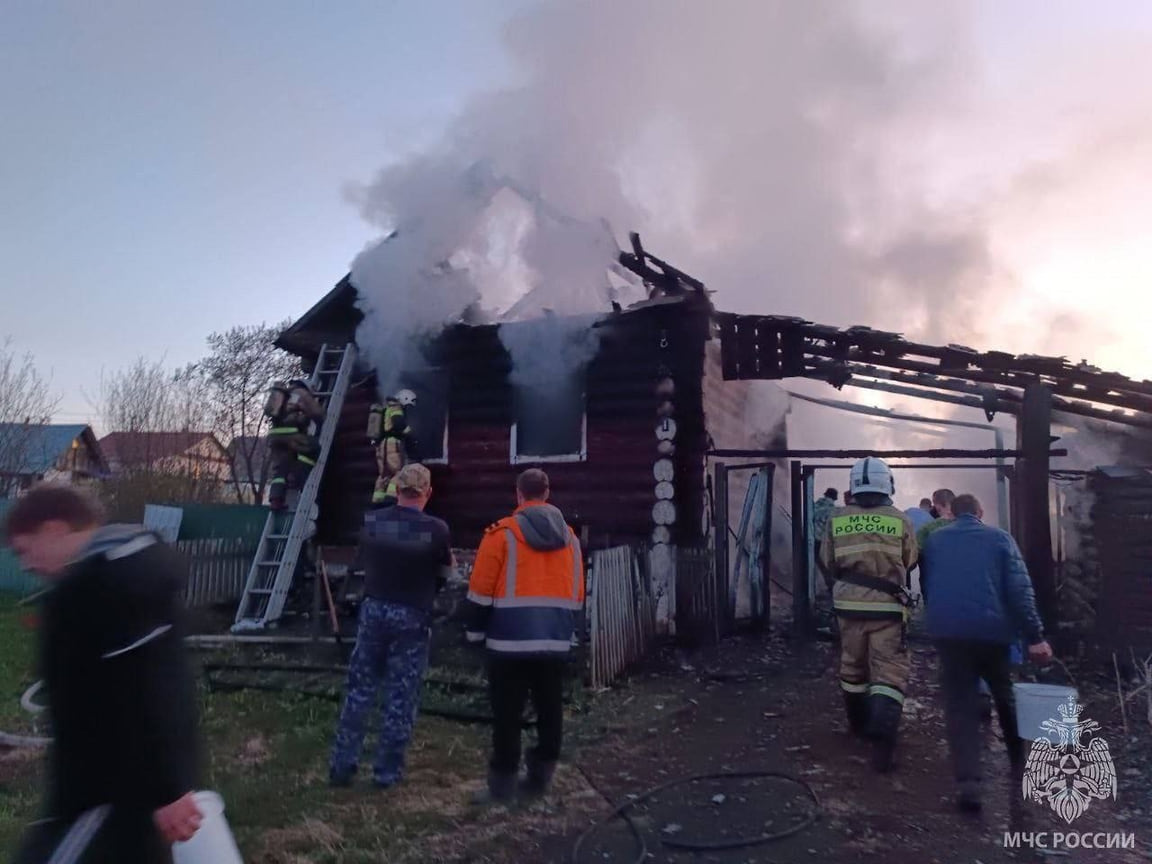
0, 681, 51, 749
570, 768, 821, 864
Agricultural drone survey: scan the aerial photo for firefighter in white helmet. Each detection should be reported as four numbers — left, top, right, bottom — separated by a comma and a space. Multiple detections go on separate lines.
817, 456, 918, 772
368, 389, 418, 507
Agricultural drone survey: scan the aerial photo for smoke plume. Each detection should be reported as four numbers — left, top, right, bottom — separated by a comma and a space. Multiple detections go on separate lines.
348, 0, 996, 400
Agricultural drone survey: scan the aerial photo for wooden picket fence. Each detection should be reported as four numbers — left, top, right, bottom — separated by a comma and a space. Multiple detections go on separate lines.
589, 545, 657, 689
177, 537, 256, 608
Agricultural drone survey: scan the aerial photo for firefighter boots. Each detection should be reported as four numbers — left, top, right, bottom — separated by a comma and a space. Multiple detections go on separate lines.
867, 694, 903, 773
843, 692, 870, 738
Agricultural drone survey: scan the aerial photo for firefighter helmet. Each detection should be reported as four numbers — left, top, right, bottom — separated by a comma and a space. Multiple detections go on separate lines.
394, 389, 417, 407
850, 456, 895, 496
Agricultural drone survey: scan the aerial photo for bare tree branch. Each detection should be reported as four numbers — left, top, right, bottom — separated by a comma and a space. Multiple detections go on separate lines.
183, 322, 301, 504
0, 338, 60, 496
97, 356, 224, 518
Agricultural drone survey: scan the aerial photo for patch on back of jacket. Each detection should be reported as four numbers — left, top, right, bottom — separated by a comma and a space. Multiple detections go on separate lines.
831, 513, 904, 537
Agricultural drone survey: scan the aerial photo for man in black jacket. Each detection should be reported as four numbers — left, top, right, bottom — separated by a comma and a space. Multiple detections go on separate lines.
4, 485, 204, 863
330, 463, 453, 788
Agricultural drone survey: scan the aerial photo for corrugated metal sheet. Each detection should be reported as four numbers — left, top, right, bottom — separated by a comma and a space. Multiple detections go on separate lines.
178, 537, 254, 607
1091, 469, 1152, 652
315, 302, 716, 550
589, 545, 656, 688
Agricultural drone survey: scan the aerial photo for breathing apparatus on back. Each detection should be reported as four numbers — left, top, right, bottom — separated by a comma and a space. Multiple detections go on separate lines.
367, 389, 417, 444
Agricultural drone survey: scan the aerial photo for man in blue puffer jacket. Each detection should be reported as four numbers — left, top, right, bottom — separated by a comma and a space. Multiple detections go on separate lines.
920, 494, 1053, 813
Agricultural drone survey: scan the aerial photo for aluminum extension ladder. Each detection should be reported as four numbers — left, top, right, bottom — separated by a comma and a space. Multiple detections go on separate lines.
232, 343, 356, 632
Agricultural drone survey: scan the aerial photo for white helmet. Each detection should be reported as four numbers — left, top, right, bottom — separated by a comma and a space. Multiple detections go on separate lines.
850, 456, 895, 496
393, 388, 417, 407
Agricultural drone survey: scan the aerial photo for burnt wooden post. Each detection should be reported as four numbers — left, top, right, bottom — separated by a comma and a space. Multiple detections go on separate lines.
712, 462, 730, 635
790, 460, 810, 638
1016, 382, 1057, 634
760, 464, 775, 634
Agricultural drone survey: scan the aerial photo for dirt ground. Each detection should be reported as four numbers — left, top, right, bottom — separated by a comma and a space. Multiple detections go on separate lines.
510, 631, 1152, 864
4, 597, 1150, 863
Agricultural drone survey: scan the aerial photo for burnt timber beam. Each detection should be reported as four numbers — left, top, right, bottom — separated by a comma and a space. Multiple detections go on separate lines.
830, 352, 1152, 414
803, 352, 1152, 415
715, 313, 1152, 417
1017, 383, 1058, 637
708, 448, 1067, 459
811, 372, 1152, 430
618, 232, 708, 297
713, 463, 730, 637
790, 460, 809, 638
837, 378, 1017, 415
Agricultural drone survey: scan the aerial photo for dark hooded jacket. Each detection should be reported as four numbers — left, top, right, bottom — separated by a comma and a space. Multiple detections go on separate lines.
464, 502, 585, 657
37, 525, 201, 819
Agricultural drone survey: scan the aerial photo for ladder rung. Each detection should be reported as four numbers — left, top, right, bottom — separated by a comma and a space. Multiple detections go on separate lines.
238, 342, 351, 630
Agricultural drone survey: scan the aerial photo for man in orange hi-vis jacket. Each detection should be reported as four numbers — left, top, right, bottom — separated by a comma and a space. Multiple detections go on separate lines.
464, 468, 585, 805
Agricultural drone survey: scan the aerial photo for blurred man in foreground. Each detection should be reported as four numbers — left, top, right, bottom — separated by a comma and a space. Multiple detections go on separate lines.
4, 485, 203, 863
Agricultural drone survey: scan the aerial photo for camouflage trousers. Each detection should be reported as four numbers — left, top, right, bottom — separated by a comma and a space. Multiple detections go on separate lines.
330, 598, 431, 785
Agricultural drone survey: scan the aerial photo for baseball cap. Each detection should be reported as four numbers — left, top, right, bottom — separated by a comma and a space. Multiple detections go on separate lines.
396, 463, 431, 496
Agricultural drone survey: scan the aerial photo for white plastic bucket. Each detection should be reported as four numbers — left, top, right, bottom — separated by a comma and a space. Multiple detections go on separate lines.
1014, 683, 1077, 741
171, 791, 244, 864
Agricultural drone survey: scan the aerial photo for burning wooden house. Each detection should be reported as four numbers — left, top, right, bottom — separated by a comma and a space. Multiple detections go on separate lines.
273, 243, 789, 630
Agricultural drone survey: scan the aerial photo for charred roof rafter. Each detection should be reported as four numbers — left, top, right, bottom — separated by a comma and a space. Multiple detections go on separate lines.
717, 313, 1152, 429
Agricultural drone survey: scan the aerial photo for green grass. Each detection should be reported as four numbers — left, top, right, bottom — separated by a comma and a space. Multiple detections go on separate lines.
0, 595, 46, 852
0, 600, 611, 862
0, 597, 39, 735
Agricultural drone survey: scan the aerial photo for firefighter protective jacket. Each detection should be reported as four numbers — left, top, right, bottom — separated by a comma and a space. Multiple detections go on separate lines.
465, 502, 585, 656
275, 384, 323, 432
818, 503, 918, 620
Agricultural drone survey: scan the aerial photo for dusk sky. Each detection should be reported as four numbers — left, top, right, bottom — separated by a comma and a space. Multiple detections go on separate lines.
3, 0, 1150, 430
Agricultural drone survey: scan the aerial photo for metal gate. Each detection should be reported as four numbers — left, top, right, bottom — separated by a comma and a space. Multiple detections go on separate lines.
674, 545, 721, 646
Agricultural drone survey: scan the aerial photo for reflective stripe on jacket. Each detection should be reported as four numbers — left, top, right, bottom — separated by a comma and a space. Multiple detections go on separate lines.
383, 403, 407, 437
464, 502, 585, 656
818, 504, 917, 621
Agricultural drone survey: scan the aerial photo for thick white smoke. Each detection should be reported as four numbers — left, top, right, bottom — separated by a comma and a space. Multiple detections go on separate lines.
349, 158, 635, 396
348, 0, 996, 400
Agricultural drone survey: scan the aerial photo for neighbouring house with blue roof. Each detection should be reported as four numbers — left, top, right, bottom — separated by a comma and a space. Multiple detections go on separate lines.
0, 423, 108, 498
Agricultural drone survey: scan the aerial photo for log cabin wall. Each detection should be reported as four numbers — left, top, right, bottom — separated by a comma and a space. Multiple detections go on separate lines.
310, 299, 715, 551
